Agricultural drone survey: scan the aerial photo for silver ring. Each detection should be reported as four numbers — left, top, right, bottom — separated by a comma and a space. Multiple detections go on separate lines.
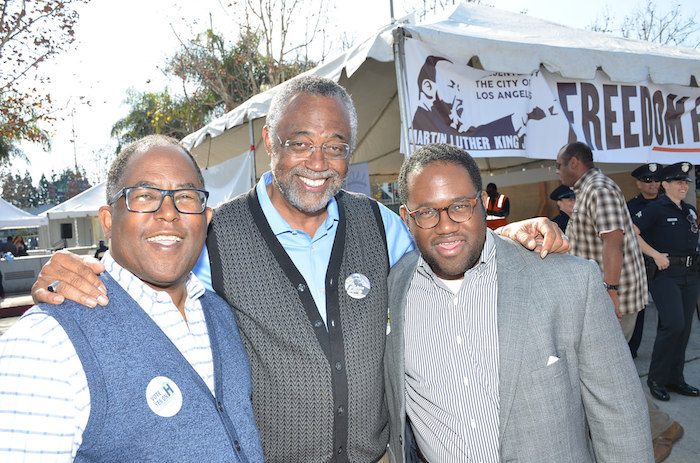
47, 281, 60, 293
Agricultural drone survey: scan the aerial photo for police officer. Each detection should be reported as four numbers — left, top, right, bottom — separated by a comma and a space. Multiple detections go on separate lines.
628, 163, 662, 217
549, 184, 575, 232
634, 162, 700, 401
627, 163, 663, 358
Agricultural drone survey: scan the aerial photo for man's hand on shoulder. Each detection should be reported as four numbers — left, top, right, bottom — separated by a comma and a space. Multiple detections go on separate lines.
32, 250, 109, 308
495, 217, 570, 258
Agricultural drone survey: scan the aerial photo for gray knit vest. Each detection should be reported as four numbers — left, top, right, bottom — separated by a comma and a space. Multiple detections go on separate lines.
207, 189, 390, 463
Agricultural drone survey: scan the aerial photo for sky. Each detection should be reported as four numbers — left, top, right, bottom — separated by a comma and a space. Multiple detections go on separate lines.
14, 0, 700, 185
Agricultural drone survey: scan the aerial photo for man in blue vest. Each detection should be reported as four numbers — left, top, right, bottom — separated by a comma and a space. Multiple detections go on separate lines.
0, 136, 263, 462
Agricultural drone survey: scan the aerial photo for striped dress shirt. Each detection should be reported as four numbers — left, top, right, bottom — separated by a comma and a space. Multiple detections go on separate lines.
404, 231, 500, 463
0, 252, 214, 462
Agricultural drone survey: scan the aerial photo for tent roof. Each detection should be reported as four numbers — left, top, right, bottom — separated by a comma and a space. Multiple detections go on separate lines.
182, 3, 700, 156
0, 198, 48, 230
41, 182, 106, 220
405, 4, 700, 85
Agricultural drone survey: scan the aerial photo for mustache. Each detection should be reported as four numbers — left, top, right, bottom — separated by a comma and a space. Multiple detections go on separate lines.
291, 166, 340, 180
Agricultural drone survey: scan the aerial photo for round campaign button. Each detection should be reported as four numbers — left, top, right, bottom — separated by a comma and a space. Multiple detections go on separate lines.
345, 273, 371, 299
145, 376, 183, 418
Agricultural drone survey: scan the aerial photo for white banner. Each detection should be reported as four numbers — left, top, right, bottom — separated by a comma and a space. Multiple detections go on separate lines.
403, 38, 700, 163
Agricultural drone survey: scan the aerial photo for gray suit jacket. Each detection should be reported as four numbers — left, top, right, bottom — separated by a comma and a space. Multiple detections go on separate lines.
385, 235, 653, 463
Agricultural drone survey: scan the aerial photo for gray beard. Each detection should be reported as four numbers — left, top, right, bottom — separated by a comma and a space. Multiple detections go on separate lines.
272, 165, 344, 214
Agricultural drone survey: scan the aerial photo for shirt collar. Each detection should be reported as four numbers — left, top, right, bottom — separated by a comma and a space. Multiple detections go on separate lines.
102, 251, 205, 305
255, 170, 339, 237
417, 229, 496, 282
573, 167, 600, 192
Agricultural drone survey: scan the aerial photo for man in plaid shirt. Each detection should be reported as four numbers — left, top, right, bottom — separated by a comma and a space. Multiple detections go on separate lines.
556, 141, 682, 463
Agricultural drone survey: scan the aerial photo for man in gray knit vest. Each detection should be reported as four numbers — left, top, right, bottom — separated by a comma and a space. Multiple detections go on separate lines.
32, 77, 567, 462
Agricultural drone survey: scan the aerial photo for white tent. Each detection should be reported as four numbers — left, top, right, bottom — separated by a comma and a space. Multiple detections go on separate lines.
0, 198, 47, 230
181, 3, 700, 189
42, 182, 107, 220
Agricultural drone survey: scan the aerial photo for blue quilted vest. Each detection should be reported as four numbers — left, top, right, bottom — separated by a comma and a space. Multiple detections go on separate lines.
37, 272, 263, 463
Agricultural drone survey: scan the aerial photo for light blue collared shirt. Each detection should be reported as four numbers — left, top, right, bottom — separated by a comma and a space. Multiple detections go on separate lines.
193, 171, 414, 323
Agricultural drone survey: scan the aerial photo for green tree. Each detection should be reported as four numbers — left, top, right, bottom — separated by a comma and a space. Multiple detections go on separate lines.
111, 90, 213, 151
0, 0, 87, 160
0, 170, 38, 208
168, 28, 273, 112
38, 167, 91, 204
35, 173, 50, 205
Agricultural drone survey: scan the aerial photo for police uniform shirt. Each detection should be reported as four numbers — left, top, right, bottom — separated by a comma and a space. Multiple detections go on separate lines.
551, 212, 569, 232
627, 194, 657, 219
634, 195, 699, 256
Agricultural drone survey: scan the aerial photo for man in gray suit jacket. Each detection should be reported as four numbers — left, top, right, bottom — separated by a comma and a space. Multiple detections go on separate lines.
385, 143, 653, 463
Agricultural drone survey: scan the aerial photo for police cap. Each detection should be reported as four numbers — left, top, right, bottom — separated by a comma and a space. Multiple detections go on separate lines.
659, 161, 694, 182
549, 185, 575, 201
631, 163, 662, 182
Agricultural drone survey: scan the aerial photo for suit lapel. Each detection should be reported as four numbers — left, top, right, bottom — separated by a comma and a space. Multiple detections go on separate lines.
388, 251, 419, 437
495, 237, 532, 443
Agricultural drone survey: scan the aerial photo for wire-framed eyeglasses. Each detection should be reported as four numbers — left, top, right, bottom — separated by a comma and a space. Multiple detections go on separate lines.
276, 136, 351, 161
108, 186, 209, 214
404, 194, 481, 229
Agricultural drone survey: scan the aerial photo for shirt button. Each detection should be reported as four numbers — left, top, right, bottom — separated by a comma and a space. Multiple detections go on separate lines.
335, 361, 343, 371
337, 405, 344, 415
314, 320, 324, 328
216, 401, 224, 412
234, 440, 241, 451
337, 446, 344, 454
297, 284, 306, 292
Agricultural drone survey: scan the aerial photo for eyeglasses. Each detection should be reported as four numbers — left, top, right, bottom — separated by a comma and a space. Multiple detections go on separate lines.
108, 186, 209, 214
640, 178, 660, 183
687, 214, 699, 234
276, 136, 351, 161
404, 194, 481, 229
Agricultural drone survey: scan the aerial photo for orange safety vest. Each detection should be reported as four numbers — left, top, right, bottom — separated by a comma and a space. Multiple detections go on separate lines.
486, 193, 508, 230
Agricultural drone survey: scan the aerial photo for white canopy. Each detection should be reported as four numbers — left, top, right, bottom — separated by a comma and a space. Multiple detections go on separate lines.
42, 182, 106, 220
0, 198, 48, 230
181, 3, 700, 184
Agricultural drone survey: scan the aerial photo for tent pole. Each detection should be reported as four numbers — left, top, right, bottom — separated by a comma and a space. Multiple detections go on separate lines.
392, 27, 412, 158
248, 118, 257, 188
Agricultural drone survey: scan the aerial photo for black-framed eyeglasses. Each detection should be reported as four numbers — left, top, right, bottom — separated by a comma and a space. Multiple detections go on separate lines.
404, 194, 481, 229
687, 214, 699, 234
108, 186, 209, 214
276, 135, 351, 161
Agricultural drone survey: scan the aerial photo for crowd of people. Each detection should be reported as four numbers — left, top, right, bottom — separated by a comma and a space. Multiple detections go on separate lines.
0, 75, 696, 463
